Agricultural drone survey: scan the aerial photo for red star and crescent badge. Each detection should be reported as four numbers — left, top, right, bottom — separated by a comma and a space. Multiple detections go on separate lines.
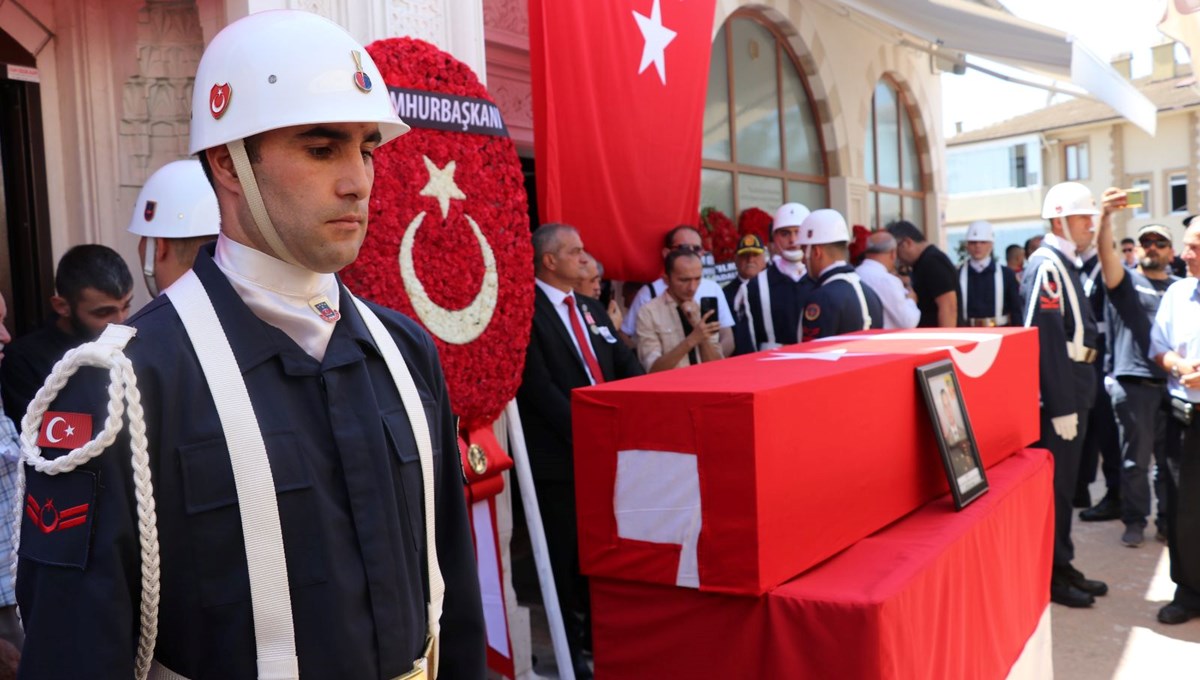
209, 83, 232, 119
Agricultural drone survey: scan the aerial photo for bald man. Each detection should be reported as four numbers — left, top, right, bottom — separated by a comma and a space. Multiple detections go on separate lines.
855, 231, 920, 329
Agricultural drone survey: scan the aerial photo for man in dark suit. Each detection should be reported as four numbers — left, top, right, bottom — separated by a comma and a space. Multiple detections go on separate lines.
517, 223, 643, 678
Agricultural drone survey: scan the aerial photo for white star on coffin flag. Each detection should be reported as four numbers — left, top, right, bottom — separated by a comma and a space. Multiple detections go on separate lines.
632, 0, 677, 85
419, 156, 466, 219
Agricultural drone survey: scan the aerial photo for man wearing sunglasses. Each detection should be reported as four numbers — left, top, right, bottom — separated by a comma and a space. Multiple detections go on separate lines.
1095, 213, 1178, 552
1121, 238, 1139, 270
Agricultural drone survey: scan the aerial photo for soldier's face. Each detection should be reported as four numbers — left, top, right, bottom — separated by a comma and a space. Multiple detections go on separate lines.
735, 251, 765, 279
1063, 215, 1096, 251
243, 122, 382, 273
965, 241, 992, 261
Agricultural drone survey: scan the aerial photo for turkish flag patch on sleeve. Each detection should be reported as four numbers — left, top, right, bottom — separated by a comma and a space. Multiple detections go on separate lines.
37, 412, 92, 449
20, 469, 98, 569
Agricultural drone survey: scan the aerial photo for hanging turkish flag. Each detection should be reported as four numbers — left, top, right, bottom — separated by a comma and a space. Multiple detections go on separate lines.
529, 0, 717, 283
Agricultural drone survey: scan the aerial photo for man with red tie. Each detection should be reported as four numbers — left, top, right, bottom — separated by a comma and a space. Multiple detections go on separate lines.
517, 223, 644, 678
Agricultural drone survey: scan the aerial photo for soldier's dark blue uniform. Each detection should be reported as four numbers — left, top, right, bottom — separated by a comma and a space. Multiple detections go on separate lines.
1021, 240, 1100, 587
16, 248, 486, 679
733, 265, 816, 354
957, 258, 1020, 325
800, 264, 884, 340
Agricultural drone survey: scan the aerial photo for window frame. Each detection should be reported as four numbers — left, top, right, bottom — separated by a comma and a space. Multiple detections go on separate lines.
866, 75, 927, 229
1062, 140, 1090, 182
701, 10, 830, 217
1166, 169, 1189, 215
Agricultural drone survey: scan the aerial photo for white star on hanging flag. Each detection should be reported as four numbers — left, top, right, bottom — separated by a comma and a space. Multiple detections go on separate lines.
419, 156, 467, 219
632, 0, 677, 85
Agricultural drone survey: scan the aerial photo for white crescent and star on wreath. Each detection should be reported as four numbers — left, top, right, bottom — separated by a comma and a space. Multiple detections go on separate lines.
398, 156, 500, 345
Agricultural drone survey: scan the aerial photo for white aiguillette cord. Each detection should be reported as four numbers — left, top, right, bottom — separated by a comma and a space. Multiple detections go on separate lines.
12, 324, 161, 680
166, 271, 299, 680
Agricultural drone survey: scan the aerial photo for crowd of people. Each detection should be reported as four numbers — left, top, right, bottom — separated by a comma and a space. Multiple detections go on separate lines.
0, 11, 1198, 680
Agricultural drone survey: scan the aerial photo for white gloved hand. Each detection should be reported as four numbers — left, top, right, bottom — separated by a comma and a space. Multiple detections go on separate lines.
1052, 413, 1079, 441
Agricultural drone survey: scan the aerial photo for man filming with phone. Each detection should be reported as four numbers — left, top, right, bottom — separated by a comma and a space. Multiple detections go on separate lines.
636, 248, 727, 372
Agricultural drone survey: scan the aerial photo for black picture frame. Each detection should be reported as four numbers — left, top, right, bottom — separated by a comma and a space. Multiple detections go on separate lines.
916, 359, 988, 510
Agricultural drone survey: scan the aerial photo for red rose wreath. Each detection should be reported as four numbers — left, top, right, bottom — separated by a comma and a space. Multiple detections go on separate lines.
343, 37, 533, 432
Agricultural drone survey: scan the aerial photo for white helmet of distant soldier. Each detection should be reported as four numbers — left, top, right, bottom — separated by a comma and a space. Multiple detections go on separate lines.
797, 209, 850, 245
128, 159, 220, 296
1041, 182, 1100, 220
773, 202, 811, 232
965, 220, 994, 242
189, 10, 409, 266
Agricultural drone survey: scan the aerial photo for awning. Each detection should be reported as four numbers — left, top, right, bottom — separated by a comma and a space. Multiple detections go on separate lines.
837, 0, 1158, 136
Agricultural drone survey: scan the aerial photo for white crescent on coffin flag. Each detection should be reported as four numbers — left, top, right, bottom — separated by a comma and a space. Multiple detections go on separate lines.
613, 450, 702, 588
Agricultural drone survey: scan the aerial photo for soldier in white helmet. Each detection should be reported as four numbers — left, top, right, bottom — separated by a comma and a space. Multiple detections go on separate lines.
731, 202, 818, 353
127, 159, 220, 297
1021, 181, 1119, 609
956, 219, 1020, 327
795, 209, 883, 341
17, 10, 485, 679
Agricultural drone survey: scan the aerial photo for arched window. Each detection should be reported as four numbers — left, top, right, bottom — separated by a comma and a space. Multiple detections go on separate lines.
700, 14, 827, 218
866, 78, 925, 229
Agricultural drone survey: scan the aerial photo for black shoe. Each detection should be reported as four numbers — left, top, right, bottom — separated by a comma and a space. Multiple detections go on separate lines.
1063, 564, 1108, 596
1122, 525, 1145, 548
1073, 488, 1092, 509
1080, 491, 1122, 522
1158, 602, 1200, 625
1051, 582, 1095, 608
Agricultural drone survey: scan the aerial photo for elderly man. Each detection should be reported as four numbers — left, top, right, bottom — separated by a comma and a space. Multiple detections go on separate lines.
856, 231, 919, 330
636, 248, 724, 372
734, 203, 817, 353
1021, 181, 1113, 609
518, 223, 643, 676
797, 209, 883, 341
957, 220, 1020, 327
1150, 219, 1200, 624
723, 234, 767, 310
886, 220, 958, 327
1095, 218, 1179, 548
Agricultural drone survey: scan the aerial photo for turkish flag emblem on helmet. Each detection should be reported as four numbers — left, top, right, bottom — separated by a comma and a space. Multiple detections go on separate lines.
209, 83, 232, 119
144, 200, 157, 222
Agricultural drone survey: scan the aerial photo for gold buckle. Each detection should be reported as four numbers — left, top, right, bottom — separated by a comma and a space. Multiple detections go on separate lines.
393, 636, 436, 680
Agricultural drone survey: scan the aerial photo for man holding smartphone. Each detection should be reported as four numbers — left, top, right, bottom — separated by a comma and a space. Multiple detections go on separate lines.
635, 249, 726, 372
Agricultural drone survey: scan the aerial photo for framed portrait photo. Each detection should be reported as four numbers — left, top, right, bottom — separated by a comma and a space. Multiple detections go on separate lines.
916, 359, 988, 510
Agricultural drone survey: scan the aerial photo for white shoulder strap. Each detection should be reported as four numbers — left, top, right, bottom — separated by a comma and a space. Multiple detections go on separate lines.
993, 261, 1004, 319
165, 271, 299, 680
1026, 248, 1084, 348
350, 296, 445, 676
756, 269, 775, 347
958, 264, 968, 315
824, 272, 873, 330
731, 281, 756, 351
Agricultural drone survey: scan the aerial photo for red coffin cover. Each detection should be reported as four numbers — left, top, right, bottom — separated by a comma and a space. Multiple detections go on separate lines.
572, 328, 1039, 595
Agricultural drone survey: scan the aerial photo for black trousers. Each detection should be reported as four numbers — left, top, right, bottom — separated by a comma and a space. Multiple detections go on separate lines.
1112, 378, 1169, 529
1038, 362, 1096, 567
1078, 357, 1121, 495
1167, 407, 1200, 608
534, 479, 590, 659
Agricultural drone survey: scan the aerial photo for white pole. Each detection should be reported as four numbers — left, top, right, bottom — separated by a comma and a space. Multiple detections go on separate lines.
504, 399, 575, 680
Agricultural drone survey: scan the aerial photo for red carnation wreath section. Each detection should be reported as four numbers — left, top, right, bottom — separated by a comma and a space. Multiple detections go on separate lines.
699, 207, 738, 263
343, 37, 533, 431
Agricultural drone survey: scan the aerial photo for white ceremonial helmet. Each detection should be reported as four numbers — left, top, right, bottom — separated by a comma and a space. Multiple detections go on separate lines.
1041, 182, 1100, 220
773, 202, 811, 233
189, 10, 409, 267
797, 209, 850, 245
964, 220, 994, 242
128, 160, 219, 239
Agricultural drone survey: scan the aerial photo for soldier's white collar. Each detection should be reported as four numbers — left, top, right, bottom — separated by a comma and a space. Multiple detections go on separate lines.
213, 234, 334, 297
1042, 232, 1082, 267
968, 256, 992, 273
772, 254, 806, 282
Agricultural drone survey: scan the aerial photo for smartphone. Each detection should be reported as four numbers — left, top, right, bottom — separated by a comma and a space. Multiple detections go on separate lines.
700, 296, 718, 321
1122, 188, 1145, 209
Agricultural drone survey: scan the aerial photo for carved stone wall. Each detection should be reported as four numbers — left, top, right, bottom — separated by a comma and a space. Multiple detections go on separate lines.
117, 0, 204, 190
483, 0, 533, 156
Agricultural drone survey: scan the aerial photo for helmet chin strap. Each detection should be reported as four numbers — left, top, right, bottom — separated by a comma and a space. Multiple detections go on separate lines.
228, 138, 303, 268
141, 239, 159, 298
780, 248, 805, 263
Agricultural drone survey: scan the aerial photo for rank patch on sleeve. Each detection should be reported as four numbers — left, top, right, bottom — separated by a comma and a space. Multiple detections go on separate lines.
19, 469, 98, 569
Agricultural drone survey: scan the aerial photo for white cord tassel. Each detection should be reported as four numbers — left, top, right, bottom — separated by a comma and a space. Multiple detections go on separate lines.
9, 325, 159, 680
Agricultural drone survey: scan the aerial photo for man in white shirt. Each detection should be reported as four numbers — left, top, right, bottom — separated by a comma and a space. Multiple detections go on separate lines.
636, 249, 725, 372
620, 225, 734, 356
855, 231, 919, 330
